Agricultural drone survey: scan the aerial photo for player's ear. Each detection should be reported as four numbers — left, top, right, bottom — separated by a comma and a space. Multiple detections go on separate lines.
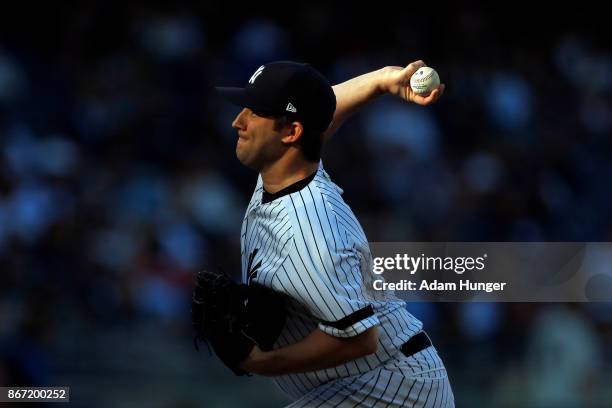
280, 121, 304, 144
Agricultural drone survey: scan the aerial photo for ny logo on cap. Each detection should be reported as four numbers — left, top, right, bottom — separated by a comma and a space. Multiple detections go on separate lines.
286, 103, 297, 113
249, 65, 265, 84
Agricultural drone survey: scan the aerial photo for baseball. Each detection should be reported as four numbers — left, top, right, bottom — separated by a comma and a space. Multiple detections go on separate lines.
410, 66, 440, 96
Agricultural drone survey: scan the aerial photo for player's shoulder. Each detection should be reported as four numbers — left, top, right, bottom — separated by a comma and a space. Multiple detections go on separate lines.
311, 165, 344, 199
309, 164, 349, 214
282, 163, 335, 207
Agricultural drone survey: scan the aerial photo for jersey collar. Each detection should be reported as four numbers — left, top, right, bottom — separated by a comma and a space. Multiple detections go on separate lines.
261, 170, 318, 204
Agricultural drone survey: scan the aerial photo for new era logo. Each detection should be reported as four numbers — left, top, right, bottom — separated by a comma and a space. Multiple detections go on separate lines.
249, 66, 265, 84
286, 103, 297, 113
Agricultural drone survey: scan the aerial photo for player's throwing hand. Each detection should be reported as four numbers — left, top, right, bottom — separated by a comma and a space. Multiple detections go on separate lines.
381, 60, 445, 105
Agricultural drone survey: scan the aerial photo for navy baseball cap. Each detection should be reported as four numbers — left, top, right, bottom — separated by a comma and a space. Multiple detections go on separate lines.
216, 61, 336, 132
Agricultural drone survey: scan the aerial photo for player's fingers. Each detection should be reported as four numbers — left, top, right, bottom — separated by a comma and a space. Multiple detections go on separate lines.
410, 94, 428, 105
413, 84, 445, 105
402, 60, 426, 77
429, 84, 445, 102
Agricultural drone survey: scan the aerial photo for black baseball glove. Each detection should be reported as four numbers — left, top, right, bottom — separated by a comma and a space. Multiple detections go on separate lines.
191, 270, 286, 375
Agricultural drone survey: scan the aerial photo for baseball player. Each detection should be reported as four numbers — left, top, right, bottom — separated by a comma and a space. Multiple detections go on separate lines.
215, 60, 453, 407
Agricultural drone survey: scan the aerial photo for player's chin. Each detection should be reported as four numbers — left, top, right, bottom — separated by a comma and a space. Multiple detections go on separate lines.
235, 146, 247, 163
235, 147, 256, 169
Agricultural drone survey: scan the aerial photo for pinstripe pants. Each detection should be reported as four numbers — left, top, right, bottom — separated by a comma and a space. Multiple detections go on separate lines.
285, 346, 454, 407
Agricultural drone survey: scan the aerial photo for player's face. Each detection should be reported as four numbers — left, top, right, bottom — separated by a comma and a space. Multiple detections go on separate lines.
232, 108, 285, 170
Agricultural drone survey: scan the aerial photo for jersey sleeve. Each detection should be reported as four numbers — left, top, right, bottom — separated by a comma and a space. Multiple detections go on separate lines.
273, 190, 380, 338
275, 248, 379, 338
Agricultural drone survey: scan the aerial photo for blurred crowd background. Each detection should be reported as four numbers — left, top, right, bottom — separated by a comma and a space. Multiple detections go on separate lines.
1, 2, 611, 407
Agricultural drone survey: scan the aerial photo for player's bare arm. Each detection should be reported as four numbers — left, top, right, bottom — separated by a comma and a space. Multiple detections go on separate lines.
239, 326, 379, 376
323, 60, 446, 139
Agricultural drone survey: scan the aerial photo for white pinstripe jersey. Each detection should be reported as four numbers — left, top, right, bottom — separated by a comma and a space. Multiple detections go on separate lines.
240, 162, 424, 400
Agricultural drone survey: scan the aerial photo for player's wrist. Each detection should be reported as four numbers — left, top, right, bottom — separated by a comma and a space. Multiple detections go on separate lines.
377, 66, 394, 94
378, 66, 405, 95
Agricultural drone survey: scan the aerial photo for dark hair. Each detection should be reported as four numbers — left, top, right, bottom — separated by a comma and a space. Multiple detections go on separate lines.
273, 116, 323, 162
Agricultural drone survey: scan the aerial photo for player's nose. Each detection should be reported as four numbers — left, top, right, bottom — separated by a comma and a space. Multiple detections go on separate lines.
232, 108, 248, 130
